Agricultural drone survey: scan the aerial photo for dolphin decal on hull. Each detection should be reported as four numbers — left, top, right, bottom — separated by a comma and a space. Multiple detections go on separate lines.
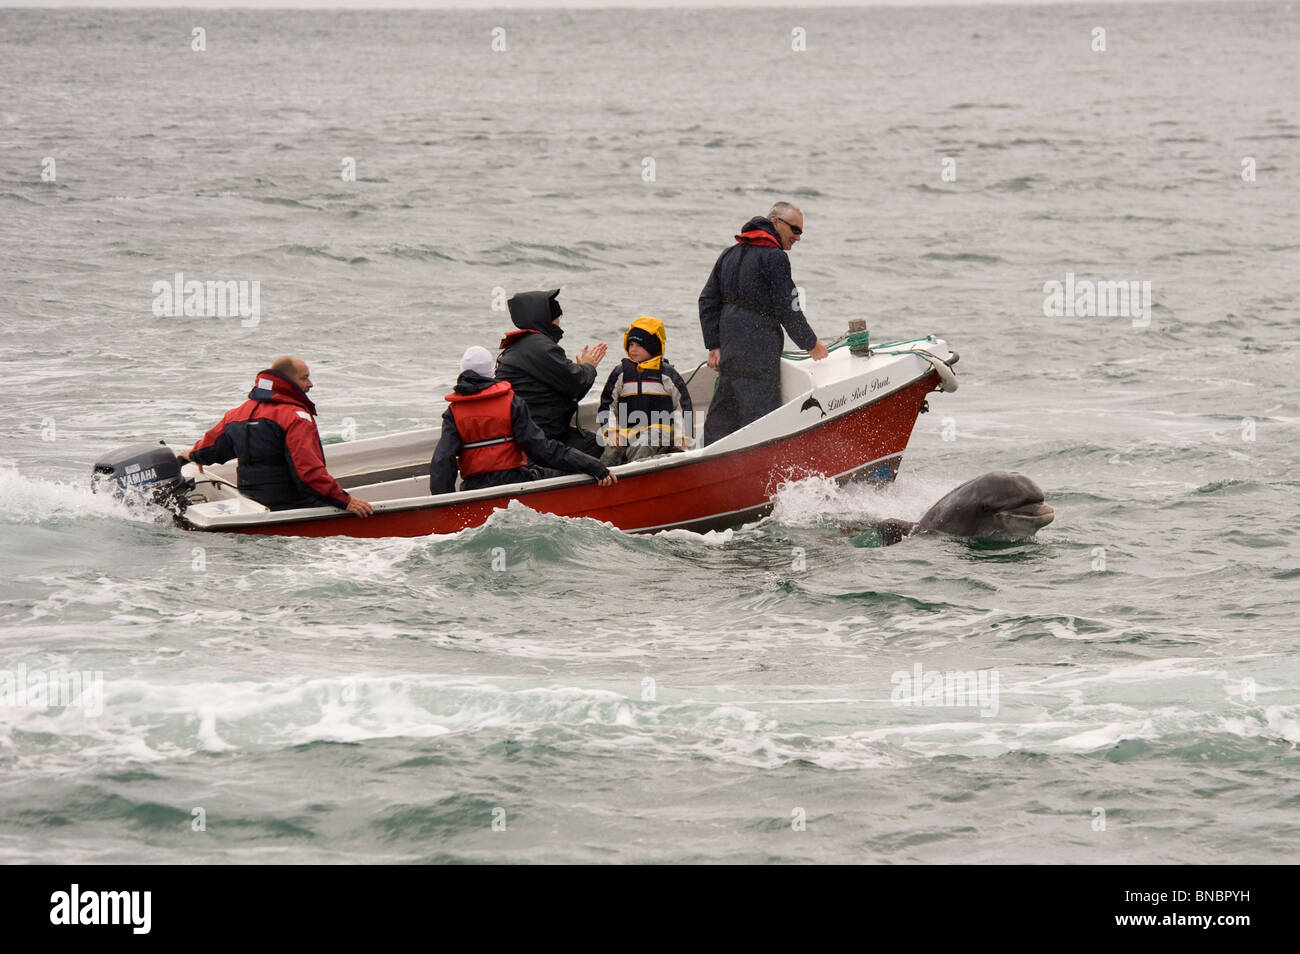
800, 397, 826, 417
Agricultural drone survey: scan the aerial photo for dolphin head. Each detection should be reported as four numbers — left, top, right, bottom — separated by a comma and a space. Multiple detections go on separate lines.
914, 471, 1054, 541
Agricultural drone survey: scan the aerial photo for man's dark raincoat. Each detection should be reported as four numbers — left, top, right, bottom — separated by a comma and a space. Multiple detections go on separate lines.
698, 217, 818, 444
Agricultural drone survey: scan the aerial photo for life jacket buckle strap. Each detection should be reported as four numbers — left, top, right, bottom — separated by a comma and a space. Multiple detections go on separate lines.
462, 435, 514, 450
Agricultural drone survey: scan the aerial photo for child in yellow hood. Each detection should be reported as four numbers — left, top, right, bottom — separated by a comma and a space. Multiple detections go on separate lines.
596, 316, 695, 466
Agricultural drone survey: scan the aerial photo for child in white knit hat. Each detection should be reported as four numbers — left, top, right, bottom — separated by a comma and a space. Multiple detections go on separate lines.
429, 346, 618, 494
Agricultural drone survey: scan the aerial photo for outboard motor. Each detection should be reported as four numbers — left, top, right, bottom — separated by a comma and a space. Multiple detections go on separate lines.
91, 441, 192, 509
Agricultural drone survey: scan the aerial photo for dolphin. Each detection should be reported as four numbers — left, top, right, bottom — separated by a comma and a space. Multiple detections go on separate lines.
800, 396, 826, 417
877, 471, 1054, 545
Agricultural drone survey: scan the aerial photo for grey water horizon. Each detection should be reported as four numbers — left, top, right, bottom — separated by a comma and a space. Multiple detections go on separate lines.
0, 2, 1297, 863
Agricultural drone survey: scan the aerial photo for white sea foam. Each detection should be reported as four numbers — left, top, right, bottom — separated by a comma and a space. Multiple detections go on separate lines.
768, 472, 957, 527
2, 665, 1292, 775
0, 464, 159, 525
654, 527, 735, 546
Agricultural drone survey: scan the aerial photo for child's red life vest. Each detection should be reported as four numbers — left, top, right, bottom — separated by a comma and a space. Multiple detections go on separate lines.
446, 382, 528, 478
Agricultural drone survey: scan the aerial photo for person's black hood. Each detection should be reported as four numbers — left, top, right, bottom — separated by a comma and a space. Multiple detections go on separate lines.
508, 289, 564, 341
739, 216, 780, 242
453, 368, 499, 395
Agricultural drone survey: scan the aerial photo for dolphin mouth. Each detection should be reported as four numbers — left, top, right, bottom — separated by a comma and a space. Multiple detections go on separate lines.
997, 502, 1055, 534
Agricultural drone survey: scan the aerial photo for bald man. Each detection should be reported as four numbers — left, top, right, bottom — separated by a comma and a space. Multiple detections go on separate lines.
178, 356, 374, 517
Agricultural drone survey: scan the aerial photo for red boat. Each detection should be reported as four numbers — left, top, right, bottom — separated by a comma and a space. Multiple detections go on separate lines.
170, 335, 958, 538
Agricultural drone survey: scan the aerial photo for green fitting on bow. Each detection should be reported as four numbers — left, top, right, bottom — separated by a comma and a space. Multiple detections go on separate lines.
847, 329, 871, 355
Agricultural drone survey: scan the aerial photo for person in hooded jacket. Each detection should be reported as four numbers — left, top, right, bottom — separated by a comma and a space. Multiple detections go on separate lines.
495, 288, 606, 457
429, 346, 618, 495
596, 316, 694, 466
698, 201, 829, 445
177, 356, 374, 516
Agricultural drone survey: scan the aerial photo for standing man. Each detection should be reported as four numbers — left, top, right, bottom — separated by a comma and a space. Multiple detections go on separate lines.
496, 288, 607, 457
177, 356, 374, 516
698, 201, 829, 445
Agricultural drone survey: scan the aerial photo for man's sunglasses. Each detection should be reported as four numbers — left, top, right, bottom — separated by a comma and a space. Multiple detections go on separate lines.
775, 216, 802, 236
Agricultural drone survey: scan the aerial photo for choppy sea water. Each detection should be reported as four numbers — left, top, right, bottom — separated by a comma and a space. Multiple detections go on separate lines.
1, 3, 1298, 863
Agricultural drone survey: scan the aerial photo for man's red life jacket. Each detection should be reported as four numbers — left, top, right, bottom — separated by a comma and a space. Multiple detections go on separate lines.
446, 381, 529, 478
